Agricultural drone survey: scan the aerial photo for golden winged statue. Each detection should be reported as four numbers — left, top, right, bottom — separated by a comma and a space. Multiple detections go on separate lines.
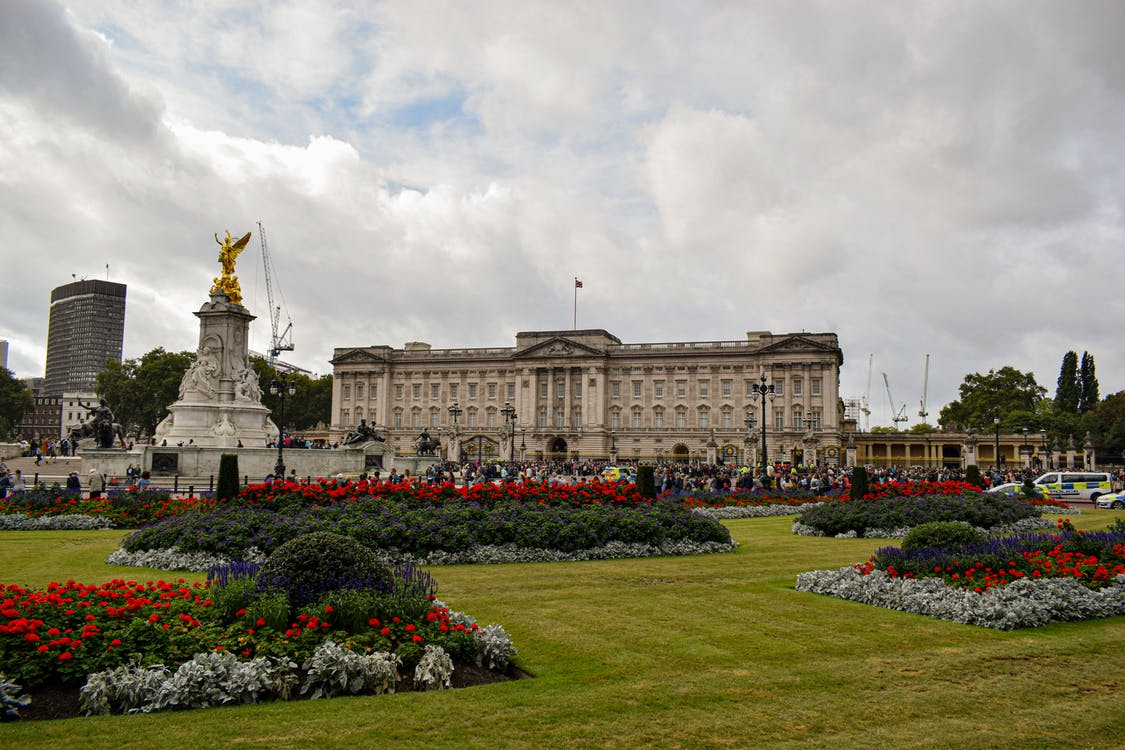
210, 230, 252, 304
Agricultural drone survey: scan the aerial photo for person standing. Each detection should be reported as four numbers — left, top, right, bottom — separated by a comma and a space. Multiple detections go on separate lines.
89, 468, 105, 499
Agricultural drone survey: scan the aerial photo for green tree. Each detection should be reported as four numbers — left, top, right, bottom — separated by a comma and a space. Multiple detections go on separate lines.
1055, 351, 1079, 414
938, 367, 1046, 431
1078, 352, 1099, 414
96, 348, 193, 436
0, 368, 35, 439
251, 357, 332, 432
1083, 391, 1125, 460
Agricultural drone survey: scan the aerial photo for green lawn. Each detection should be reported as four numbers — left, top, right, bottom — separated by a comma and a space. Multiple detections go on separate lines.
2, 512, 1124, 749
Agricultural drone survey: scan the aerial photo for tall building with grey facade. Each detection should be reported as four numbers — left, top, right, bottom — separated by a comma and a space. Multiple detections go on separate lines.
43, 280, 126, 395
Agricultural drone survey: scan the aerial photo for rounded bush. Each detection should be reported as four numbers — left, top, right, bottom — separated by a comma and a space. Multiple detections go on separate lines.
901, 521, 986, 552
257, 532, 392, 607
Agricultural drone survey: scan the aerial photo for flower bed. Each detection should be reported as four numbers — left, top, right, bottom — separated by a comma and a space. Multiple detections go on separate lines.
796, 519, 1125, 629
794, 491, 1046, 537
0, 561, 519, 719
0, 488, 204, 528
118, 498, 733, 563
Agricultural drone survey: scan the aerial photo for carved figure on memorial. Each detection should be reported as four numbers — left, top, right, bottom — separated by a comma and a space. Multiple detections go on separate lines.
181, 345, 220, 399
213, 411, 236, 437
343, 419, 385, 446
73, 399, 126, 448
210, 230, 252, 305
234, 365, 261, 402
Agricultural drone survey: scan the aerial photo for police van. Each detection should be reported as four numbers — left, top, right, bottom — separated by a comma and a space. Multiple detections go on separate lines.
1032, 472, 1113, 502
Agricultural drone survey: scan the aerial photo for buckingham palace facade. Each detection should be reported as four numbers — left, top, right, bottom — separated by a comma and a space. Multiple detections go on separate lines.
329, 329, 845, 466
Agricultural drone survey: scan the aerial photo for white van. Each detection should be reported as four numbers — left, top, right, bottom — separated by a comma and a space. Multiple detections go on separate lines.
1032, 472, 1113, 502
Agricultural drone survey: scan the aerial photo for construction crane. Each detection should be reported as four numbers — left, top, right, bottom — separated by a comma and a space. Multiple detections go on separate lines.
861, 354, 873, 431
883, 371, 908, 428
918, 353, 930, 422
257, 221, 294, 366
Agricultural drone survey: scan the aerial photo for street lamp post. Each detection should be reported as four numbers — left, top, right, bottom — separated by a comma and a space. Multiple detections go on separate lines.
744, 411, 756, 468
609, 430, 618, 464
500, 401, 517, 462
750, 373, 776, 475
1021, 427, 1030, 468
447, 402, 462, 463
1040, 429, 1048, 470
993, 412, 1001, 472
269, 376, 296, 480
519, 428, 526, 462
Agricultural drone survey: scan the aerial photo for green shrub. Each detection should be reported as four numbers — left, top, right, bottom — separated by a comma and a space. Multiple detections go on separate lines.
850, 466, 869, 501
636, 465, 656, 499
1020, 478, 1039, 499
965, 464, 984, 489
257, 532, 392, 608
901, 521, 986, 552
217, 454, 240, 501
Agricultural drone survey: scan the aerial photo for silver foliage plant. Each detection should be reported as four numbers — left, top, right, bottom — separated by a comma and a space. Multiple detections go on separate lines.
300, 641, 400, 699
0, 513, 113, 531
791, 516, 1054, 539
414, 644, 454, 690
796, 567, 1125, 630
692, 502, 824, 520
106, 540, 734, 571
475, 624, 518, 670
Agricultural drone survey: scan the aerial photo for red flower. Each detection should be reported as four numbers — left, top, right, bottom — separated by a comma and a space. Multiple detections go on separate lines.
380, 627, 391, 636
58, 652, 73, 661
368, 618, 381, 627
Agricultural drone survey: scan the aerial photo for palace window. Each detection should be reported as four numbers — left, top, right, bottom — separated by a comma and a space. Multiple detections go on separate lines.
773, 378, 784, 396
611, 382, 621, 398
632, 409, 642, 428
411, 410, 421, 428
654, 382, 664, 398
611, 411, 621, 429
343, 385, 351, 400
430, 410, 440, 427
539, 408, 548, 427
468, 384, 477, 399
449, 383, 458, 399
699, 408, 709, 428
487, 409, 497, 428
556, 381, 565, 398
774, 408, 785, 430
395, 384, 403, 399
574, 381, 582, 397
675, 409, 686, 428
556, 410, 565, 427
355, 407, 363, 423
393, 410, 403, 428
540, 382, 548, 399
810, 409, 822, 429
793, 409, 803, 430
793, 379, 802, 396
507, 383, 516, 399
467, 410, 477, 428
370, 384, 377, 399
654, 410, 664, 428
341, 409, 350, 426
721, 380, 732, 398
412, 384, 421, 399
721, 409, 733, 429
811, 378, 822, 396
573, 407, 582, 427
355, 384, 363, 400
676, 381, 686, 398
632, 381, 642, 398
699, 382, 709, 398
431, 384, 439, 399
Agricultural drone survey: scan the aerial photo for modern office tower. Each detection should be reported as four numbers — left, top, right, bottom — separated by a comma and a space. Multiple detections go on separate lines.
43, 280, 126, 395
0, 339, 8, 370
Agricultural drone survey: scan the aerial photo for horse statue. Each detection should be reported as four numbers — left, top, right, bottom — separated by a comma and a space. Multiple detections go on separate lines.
69, 420, 127, 449
415, 428, 441, 456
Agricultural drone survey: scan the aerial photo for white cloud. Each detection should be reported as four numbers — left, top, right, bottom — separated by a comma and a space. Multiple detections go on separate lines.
0, 0, 1122, 429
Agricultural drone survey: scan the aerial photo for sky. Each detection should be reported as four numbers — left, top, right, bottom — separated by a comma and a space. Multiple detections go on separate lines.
1, 0, 1122, 429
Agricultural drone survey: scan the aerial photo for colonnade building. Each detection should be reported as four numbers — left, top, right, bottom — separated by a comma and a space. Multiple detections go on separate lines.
330, 329, 845, 466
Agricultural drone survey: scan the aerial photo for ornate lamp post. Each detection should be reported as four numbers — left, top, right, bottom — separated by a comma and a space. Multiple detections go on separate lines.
269, 376, 296, 480
744, 411, 756, 468
500, 401, 517, 462
1040, 429, 1048, 470
609, 429, 618, 464
447, 402, 462, 463
750, 373, 776, 473
519, 428, 526, 462
993, 411, 1001, 472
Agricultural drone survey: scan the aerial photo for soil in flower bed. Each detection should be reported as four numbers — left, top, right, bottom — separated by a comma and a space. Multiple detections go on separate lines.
17, 662, 532, 722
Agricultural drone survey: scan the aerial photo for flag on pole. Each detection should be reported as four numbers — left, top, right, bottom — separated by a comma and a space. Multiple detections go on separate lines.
575, 278, 583, 288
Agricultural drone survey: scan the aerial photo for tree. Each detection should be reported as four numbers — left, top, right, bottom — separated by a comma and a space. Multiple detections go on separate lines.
1078, 352, 1099, 414
96, 348, 193, 436
938, 367, 1046, 431
0, 368, 35, 439
1055, 351, 1079, 414
1083, 391, 1125, 460
251, 357, 332, 432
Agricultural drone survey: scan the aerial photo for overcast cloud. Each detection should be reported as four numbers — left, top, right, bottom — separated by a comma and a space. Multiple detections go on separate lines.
1, 0, 1122, 427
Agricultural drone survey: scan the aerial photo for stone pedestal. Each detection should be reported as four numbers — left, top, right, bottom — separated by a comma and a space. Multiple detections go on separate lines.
154, 292, 278, 448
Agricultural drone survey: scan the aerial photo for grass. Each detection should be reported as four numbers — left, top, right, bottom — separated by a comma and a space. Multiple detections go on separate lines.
2, 512, 1124, 748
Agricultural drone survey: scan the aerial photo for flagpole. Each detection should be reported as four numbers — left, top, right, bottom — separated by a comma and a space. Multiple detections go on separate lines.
573, 277, 578, 329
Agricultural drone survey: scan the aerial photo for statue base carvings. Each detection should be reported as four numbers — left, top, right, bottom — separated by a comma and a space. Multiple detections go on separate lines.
154, 292, 279, 448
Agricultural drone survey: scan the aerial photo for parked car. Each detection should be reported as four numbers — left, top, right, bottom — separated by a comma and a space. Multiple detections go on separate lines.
1031, 472, 1114, 502
1095, 491, 1125, 510
987, 482, 1050, 499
